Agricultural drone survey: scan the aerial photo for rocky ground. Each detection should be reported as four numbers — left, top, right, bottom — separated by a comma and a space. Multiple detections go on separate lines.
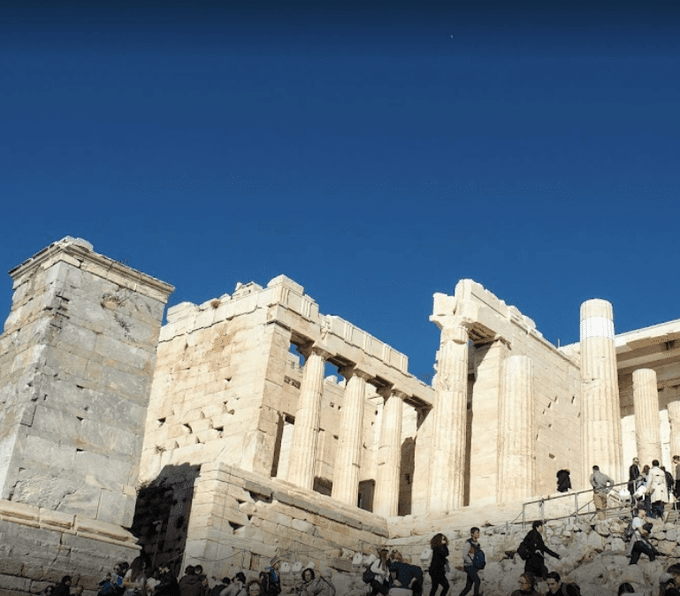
294, 514, 679, 596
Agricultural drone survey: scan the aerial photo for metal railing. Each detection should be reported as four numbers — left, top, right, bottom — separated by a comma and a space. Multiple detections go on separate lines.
520, 479, 638, 527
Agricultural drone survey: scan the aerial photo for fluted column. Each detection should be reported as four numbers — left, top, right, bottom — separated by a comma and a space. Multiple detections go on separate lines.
428, 323, 469, 513
497, 355, 535, 502
374, 388, 405, 517
668, 400, 680, 458
633, 368, 661, 466
580, 299, 622, 481
332, 366, 370, 506
286, 345, 330, 489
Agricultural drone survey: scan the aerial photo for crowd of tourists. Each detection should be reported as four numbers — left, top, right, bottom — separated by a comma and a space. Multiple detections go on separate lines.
38, 455, 680, 596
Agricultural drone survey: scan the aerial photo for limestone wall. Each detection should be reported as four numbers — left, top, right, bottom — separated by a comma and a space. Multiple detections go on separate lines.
177, 462, 388, 581
0, 499, 140, 591
140, 276, 431, 516
0, 237, 172, 527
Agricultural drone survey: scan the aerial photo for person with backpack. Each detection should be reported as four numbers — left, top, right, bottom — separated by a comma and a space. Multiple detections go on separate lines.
626, 508, 657, 565
458, 527, 483, 596
262, 558, 281, 596
545, 572, 580, 596
519, 521, 560, 580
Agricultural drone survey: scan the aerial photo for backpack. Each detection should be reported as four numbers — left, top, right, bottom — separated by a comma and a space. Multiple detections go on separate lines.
516, 541, 530, 561
561, 582, 581, 596
472, 547, 486, 570
362, 565, 376, 584
264, 569, 281, 596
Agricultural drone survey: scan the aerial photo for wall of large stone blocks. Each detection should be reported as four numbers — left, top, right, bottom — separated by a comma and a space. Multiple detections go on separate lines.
0, 243, 169, 527
454, 340, 578, 508
467, 327, 582, 507
180, 463, 388, 582
141, 299, 277, 481
0, 499, 139, 596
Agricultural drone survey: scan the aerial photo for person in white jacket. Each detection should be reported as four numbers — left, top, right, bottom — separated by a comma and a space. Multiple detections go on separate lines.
649, 460, 669, 519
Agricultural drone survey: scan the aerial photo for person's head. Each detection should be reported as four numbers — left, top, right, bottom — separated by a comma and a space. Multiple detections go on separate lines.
545, 572, 561, 594
61, 577, 72, 586
673, 455, 679, 464
518, 573, 535, 592
378, 548, 389, 563
430, 533, 447, 548
470, 527, 480, 540
129, 558, 146, 581
221, 578, 231, 586
633, 457, 640, 465
269, 557, 281, 571
643, 464, 650, 474
668, 564, 680, 584
185, 566, 195, 576
653, 459, 660, 467
245, 580, 261, 596
44, 587, 54, 596
389, 549, 403, 562
194, 566, 203, 576
302, 568, 315, 582
233, 573, 246, 585
532, 520, 543, 532
618, 583, 636, 595
114, 563, 125, 576
592, 465, 600, 472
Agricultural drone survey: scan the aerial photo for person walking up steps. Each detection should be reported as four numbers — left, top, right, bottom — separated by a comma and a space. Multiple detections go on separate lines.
458, 527, 483, 596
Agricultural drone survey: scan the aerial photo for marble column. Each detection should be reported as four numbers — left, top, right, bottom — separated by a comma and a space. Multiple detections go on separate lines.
332, 366, 370, 506
633, 368, 661, 466
668, 400, 680, 459
428, 323, 469, 513
580, 299, 622, 481
374, 388, 405, 518
286, 345, 330, 489
497, 355, 535, 502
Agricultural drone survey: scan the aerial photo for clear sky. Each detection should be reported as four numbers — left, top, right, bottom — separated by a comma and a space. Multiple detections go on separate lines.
2, 0, 679, 381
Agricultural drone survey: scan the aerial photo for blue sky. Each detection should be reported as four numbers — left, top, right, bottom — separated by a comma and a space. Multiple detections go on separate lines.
1, 0, 679, 381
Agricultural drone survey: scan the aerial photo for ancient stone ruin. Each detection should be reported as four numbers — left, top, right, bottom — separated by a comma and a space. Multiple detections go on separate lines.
1, 238, 680, 595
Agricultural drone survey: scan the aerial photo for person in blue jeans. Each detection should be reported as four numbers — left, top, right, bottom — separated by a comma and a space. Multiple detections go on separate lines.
459, 527, 481, 596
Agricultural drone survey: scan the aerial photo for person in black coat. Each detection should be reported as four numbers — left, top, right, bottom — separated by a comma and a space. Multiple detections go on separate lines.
428, 533, 449, 596
629, 458, 641, 495
53, 577, 72, 596
520, 521, 560, 580
556, 470, 571, 493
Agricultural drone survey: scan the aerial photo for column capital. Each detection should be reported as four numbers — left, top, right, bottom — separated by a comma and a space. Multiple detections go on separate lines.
441, 323, 470, 345
339, 365, 371, 382
299, 342, 332, 361
378, 387, 407, 401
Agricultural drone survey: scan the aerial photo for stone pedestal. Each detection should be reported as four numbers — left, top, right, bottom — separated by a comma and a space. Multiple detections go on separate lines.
580, 299, 622, 481
633, 368, 661, 465
668, 400, 680, 459
0, 237, 173, 526
373, 389, 404, 518
497, 355, 535, 502
332, 367, 370, 506
286, 346, 330, 489
428, 324, 469, 512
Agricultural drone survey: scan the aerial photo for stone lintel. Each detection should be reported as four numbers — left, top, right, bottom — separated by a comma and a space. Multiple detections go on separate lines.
10, 237, 174, 303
